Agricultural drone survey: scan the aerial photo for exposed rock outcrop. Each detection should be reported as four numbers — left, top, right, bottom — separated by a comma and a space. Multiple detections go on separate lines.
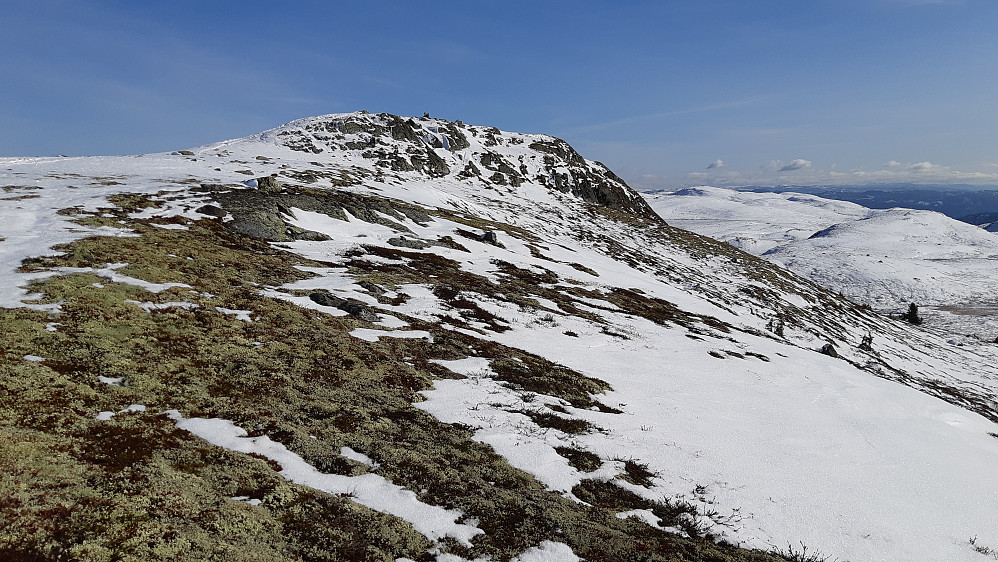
210, 186, 431, 243
264, 112, 663, 223
256, 174, 282, 193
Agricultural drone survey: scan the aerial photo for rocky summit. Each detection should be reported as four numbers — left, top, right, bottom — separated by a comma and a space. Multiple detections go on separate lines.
2, 112, 997, 562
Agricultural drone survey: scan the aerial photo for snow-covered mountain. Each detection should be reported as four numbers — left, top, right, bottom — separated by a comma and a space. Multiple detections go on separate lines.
2, 112, 997, 562
644, 186, 998, 340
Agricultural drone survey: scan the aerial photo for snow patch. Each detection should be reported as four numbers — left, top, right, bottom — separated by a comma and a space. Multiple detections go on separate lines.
215, 306, 253, 321
96, 404, 147, 420
511, 541, 580, 562
349, 328, 433, 343
126, 300, 199, 313
340, 446, 379, 468
166, 411, 483, 547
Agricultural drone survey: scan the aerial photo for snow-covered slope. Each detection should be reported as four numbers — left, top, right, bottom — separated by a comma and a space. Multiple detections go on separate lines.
2, 113, 997, 562
645, 186, 998, 338
642, 187, 874, 255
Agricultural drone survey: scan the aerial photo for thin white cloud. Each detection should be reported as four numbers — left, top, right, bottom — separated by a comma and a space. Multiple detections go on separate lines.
779, 159, 813, 172
882, 160, 946, 174
641, 158, 998, 192
561, 96, 774, 136
706, 159, 725, 169
762, 159, 813, 172
820, 161, 998, 184
884, 0, 956, 5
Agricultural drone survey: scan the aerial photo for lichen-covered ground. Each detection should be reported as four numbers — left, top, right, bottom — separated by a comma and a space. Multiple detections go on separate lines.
1, 191, 795, 561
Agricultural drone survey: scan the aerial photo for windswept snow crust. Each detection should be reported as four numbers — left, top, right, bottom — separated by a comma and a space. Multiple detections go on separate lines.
3, 113, 997, 561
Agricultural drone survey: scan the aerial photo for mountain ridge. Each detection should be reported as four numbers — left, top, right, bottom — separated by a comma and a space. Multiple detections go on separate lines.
722, 184, 998, 221
238, 111, 661, 222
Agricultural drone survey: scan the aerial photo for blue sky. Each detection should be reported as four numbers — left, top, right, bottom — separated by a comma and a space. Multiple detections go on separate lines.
3, 0, 997, 188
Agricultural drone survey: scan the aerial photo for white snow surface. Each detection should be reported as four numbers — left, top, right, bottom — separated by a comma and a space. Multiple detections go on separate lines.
215, 306, 254, 321
510, 541, 580, 562
96, 404, 147, 421
4, 113, 998, 561
340, 446, 379, 468
349, 328, 433, 343
644, 186, 998, 338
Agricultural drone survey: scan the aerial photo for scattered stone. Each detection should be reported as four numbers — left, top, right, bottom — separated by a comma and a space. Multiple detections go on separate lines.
388, 236, 432, 249
454, 228, 505, 248
433, 236, 470, 252
457, 161, 482, 180
309, 292, 379, 322
256, 174, 282, 193
196, 183, 230, 192
286, 226, 330, 241
177, 150, 195, 156
819, 343, 838, 357
309, 292, 346, 308
195, 205, 226, 218
338, 301, 380, 323
358, 281, 386, 295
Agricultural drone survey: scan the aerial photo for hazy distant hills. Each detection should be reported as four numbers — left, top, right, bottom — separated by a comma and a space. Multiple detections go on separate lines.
959, 211, 998, 232
738, 184, 998, 223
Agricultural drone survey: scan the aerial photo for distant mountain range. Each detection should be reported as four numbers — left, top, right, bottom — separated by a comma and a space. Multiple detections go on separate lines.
960, 211, 998, 232
733, 184, 998, 226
